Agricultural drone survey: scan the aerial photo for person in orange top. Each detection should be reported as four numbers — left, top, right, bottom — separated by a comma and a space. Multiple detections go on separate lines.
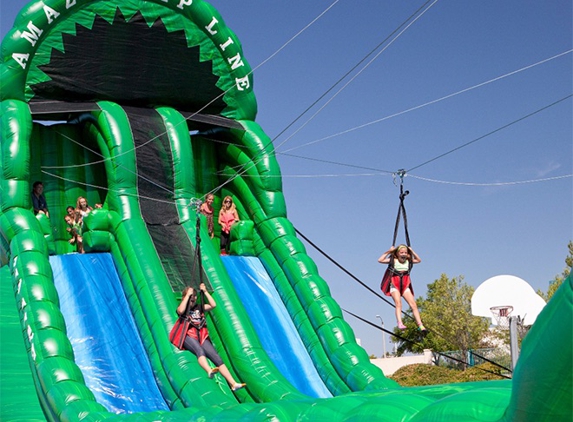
218, 196, 239, 255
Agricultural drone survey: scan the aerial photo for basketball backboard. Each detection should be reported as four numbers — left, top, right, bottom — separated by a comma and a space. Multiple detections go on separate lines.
471, 275, 546, 326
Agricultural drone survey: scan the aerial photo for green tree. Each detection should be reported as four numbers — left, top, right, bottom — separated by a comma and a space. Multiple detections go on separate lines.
537, 241, 572, 302
392, 274, 491, 367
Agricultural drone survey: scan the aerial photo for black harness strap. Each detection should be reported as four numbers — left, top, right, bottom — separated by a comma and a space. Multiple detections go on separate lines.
194, 212, 205, 315
392, 170, 411, 248
386, 170, 414, 293
185, 204, 206, 315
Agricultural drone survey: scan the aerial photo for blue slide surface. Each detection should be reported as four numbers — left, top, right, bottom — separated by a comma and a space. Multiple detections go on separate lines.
222, 256, 332, 398
50, 254, 169, 414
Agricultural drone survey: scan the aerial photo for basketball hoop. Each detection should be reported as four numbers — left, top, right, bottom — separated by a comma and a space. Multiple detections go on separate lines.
490, 305, 513, 329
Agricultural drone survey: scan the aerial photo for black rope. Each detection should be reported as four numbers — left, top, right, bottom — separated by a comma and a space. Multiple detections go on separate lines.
342, 308, 410, 343
195, 208, 205, 315
343, 308, 511, 379
392, 169, 410, 247
414, 321, 512, 373
294, 227, 396, 309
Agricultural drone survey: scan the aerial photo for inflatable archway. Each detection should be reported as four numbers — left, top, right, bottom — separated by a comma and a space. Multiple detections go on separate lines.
1, 1, 571, 420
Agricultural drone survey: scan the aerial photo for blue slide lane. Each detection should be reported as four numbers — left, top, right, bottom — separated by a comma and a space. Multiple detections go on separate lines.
222, 256, 332, 398
50, 253, 169, 414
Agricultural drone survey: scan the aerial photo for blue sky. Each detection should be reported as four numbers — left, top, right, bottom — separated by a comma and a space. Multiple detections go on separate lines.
2, 0, 571, 357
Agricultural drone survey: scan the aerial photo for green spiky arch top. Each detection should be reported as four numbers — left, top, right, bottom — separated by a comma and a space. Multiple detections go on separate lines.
0, 0, 257, 120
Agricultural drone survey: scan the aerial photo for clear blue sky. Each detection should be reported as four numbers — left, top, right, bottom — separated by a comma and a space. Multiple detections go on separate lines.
2, 0, 571, 357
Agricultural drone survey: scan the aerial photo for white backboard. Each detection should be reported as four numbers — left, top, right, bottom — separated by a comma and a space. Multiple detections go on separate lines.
471, 274, 546, 326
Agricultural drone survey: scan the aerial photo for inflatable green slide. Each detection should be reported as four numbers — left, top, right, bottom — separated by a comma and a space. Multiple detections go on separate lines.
1, 1, 571, 420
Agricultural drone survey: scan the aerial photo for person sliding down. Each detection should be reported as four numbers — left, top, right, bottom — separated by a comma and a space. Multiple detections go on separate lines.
379, 245, 426, 332
170, 283, 246, 391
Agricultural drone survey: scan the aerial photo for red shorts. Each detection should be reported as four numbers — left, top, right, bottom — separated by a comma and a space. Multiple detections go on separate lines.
380, 269, 413, 296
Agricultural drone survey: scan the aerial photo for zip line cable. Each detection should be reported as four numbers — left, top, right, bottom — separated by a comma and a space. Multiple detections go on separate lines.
283, 93, 572, 182
215, 172, 573, 183
269, 79, 572, 185
281, 49, 572, 154
408, 173, 572, 186
206, 0, 439, 202
278, 152, 395, 174
42, 90, 571, 207
406, 94, 573, 173
271, 0, 440, 154
212, 117, 569, 183
265, 0, 437, 149
209, 0, 443, 205
38, 3, 569, 205
272, 151, 570, 185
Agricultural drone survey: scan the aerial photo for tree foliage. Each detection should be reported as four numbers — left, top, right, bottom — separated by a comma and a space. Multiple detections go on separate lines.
537, 241, 572, 302
392, 274, 490, 364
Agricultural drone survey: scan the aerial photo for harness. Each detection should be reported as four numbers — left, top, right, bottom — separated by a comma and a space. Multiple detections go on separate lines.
380, 170, 415, 296
381, 258, 414, 296
184, 306, 209, 344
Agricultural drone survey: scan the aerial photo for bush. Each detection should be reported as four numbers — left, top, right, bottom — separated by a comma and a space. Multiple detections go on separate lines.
390, 363, 506, 386
390, 364, 457, 386
456, 363, 508, 382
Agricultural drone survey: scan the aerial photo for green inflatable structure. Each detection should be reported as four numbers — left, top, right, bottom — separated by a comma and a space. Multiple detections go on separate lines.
1, 1, 571, 420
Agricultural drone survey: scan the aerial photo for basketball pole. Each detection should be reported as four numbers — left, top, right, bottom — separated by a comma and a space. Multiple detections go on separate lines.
509, 316, 520, 371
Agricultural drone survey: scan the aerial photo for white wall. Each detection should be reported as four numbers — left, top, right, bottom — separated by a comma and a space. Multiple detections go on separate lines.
370, 349, 433, 376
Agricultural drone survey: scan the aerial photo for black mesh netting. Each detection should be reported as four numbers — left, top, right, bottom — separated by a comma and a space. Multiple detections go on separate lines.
33, 9, 226, 114
125, 106, 210, 292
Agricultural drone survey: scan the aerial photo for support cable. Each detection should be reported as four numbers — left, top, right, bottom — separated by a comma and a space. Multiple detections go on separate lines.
406, 94, 573, 173
281, 49, 572, 154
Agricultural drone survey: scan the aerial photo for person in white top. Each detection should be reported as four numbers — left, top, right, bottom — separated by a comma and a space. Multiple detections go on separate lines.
378, 245, 425, 331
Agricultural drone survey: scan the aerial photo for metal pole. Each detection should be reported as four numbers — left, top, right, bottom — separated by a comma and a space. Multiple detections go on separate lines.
376, 315, 386, 358
509, 316, 520, 371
